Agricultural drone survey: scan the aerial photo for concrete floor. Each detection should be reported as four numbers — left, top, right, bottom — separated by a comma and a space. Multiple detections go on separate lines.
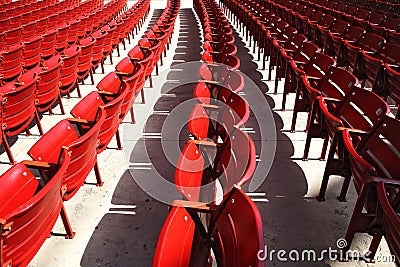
2, 0, 392, 266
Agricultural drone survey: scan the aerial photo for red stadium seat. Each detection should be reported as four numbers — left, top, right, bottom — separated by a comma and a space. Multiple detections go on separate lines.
327, 25, 364, 62
316, 88, 389, 200
364, 13, 386, 31
153, 186, 264, 267
77, 36, 96, 85
35, 17, 48, 36
115, 57, 146, 123
338, 116, 400, 260
193, 81, 250, 128
271, 33, 307, 92
188, 102, 234, 145
277, 41, 319, 98
4, 27, 22, 47
387, 30, 400, 45
342, 33, 385, 78
67, 19, 80, 45
302, 10, 324, 40
310, 14, 334, 48
361, 43, 400, 95
128, 45, 154, 89
70, 79, 128, 152
0, 44, 24, 84
290, 53, 336, 131
92, 29, 107, 74
0, 18, 10, 33
109, 19, 124, 57
21, 22, 36, 42
230, 127, 257, 187
27, 56, 65, 115
59, 45, 81, 98
28, 107, 106, 200
139, 37, 164, 76
41, 29, 58, 59
371, 182, 400, 264
102, 24, 116, 64
0, 32, 4, 47
321, 19, 349, 55
0, 76, 44, 164
174, 139, 217, 202
370, 17, 400, 37
46, 14, 58, 29
385, 63, 400, 118
267, 26, 298, 78
77, 15, 89, 40
302, 67, 358, 160
55, 23, 70, 52
0, 149, 73, 267
23, 36, 42, 69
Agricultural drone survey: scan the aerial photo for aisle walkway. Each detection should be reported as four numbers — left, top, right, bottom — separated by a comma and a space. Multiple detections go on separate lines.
81, 8, 202, 266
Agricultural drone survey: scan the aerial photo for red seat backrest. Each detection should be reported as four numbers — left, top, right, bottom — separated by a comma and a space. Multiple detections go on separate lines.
337, 87, 389, 132
0, 76, 37, 136
0, 164, 39, 218
188, 103, 212, 141
96, 72, 122, 94
318, 66, 358, 100
59, 45, 81, 92
174, 140, 213, 202
212, 188, 264, 267
0, 44, 24, 82
355, 116, 400, 179
153, 187, 264, 267
152, 206, 195, 267
230, 127, 256, 187
34, 56, 63, 111
217, 86, 250, 127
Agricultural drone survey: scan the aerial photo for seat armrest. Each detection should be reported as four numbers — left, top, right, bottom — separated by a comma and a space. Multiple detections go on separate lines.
115, 71, 131, 77
386, 63, 399, 69
67, 118, 90, 125
322, 97, 342, 102
201, 104, 220, 110
337, 127, 367, 135
365, 176, 400, 186
98, 90, 116, 96
22, 160, 53, 169
190, 139, 217, 147
306, 76, 322, 80
171, 199, 218, 212
206, 63, 220, 67
201, 79, 220, 85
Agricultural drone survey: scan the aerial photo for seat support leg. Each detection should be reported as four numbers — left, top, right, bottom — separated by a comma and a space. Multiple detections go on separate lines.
2, 133, 15, 165
94, 162, 104, 186
60, 204, 75, 239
